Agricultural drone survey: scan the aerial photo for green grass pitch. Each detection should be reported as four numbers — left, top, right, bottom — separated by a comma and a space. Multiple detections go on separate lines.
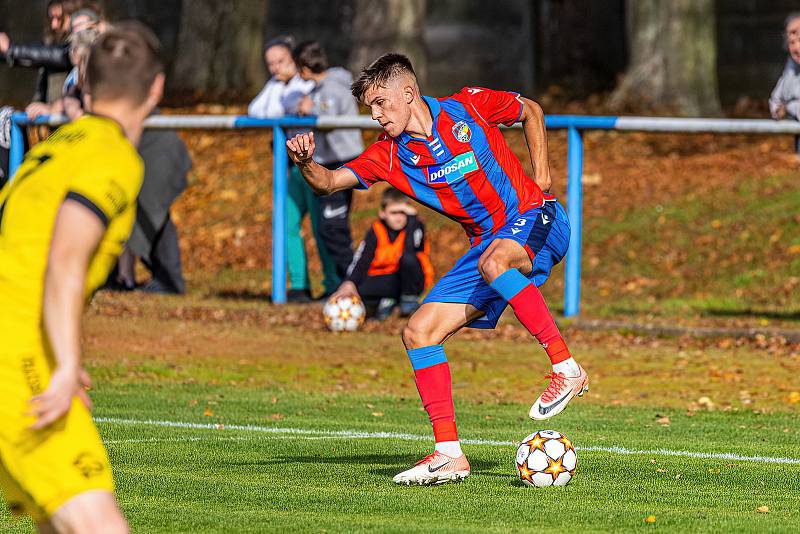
3, 382, 798, 533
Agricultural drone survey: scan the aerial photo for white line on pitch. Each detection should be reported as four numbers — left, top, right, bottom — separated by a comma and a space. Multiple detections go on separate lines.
94, 416, 800, 466
106, 435, 354, 445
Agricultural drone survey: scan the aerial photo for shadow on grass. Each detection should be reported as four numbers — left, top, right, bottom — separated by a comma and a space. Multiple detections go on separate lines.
701, 308, 800, 321
226, 453, 502, 478
207, 289, 272, 302
576, 304, 800, 323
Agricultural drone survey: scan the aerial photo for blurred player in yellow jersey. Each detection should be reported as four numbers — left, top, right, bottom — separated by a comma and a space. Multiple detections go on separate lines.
0, 23, 164, 533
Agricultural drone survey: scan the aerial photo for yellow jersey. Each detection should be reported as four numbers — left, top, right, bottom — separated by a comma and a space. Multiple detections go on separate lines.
0, 114, 142, 521
0, 114, 143, 338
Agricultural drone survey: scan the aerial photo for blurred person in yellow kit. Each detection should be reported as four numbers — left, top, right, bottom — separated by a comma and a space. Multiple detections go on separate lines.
0, 22, 164, 533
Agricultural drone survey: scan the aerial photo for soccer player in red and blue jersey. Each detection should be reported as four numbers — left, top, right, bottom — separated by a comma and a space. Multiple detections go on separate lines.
286, 53, 588, 485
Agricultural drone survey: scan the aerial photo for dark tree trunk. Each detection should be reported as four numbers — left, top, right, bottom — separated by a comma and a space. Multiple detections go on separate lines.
349, 0, 428, 87
609, 0, 721, 116
170, 0, 267, 99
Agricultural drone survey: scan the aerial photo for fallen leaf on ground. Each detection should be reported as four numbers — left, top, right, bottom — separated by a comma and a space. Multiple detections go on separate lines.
698, 396, 715, 410
757, 506, 769, 513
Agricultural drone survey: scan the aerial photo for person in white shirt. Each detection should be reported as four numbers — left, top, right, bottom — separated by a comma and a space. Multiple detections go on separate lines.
769, 13, 800, 121
249, 36, 335, 302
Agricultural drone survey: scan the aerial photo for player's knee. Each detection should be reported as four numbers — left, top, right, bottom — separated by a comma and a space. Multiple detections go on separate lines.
478, 252, 511, 283
402, 321, 442, 349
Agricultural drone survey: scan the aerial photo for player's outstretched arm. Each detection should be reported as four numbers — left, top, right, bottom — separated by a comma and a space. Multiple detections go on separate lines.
286, 132, 359, 195
518, 97, 552, 193
30, 199, 104, 429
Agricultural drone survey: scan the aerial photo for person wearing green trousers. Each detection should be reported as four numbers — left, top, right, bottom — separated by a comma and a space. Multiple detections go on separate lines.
286, 164, 340, 300
249, 36, 339, 302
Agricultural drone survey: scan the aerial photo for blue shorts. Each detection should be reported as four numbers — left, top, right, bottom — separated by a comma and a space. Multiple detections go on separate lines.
423, 199, 570, 329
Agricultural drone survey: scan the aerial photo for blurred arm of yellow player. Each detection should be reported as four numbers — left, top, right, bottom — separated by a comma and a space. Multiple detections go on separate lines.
28, 200, 104, 430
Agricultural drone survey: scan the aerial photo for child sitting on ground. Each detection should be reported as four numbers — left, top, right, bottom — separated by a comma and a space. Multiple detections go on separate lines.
331, 187, 434, 320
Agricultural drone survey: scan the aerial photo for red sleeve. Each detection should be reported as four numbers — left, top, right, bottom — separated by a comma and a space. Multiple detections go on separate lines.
458, 87, 523, 127
341, 137, 392, 189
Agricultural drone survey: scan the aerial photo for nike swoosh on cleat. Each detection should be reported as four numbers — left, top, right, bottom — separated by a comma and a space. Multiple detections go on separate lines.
427, 463, 450, 473
538, 393, 570, 415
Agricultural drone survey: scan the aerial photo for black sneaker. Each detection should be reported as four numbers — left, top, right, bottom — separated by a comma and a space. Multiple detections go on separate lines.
102, 278, 136, 292
138, 279, 179, 294
399, 295, 421, 317
374, 298, 397, 321
287, 289, 312, 303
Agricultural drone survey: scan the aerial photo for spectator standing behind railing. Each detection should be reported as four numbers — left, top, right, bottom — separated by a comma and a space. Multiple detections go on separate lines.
0, 0, 77, 182
249, 36, 336, 303
18, 8, 103, 122
12, 9, 189, 297
55, 8, 101, 121
769, 13, 800, 121
0, 0, 96, 105
294, 41, 364, 293
0, 4, 98, 183
117, 121, 191, 295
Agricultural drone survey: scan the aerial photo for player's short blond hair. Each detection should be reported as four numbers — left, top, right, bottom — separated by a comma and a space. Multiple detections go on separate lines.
351, 53, 417, 102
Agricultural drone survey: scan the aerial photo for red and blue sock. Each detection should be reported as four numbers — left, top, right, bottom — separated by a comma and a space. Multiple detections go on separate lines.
490, 269, 577, 373
406, 344, 462, 456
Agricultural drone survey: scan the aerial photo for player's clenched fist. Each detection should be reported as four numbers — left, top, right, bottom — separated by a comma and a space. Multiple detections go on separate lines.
286, 132, 316, 164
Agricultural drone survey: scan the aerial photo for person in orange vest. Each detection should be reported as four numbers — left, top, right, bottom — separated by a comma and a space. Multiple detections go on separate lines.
332, 187, 434, 320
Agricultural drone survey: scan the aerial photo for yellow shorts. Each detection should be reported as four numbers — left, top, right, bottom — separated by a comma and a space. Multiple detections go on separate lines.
0, 341, 114, 523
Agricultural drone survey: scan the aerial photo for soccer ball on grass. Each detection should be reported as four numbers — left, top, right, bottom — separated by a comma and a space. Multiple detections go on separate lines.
515, 430, 577, 487
323, 296, 366, 332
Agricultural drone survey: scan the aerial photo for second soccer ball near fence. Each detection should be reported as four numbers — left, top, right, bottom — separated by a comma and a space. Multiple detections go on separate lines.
323, 296, 366, 332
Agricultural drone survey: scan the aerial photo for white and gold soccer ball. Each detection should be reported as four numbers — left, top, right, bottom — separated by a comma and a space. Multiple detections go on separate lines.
323, 295, 366, 332
515, 430, 577, 487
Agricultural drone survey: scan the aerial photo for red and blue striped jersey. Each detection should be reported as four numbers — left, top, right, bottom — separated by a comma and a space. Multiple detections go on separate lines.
343, 87, 545, 244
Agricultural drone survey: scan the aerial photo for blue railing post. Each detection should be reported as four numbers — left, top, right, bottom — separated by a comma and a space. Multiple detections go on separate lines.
271, 126, 288, 304
9, 114, 25, 180
564, 126, 583, 317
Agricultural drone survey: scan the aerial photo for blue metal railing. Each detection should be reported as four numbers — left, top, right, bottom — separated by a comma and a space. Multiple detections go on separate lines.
9, 112, 800, 315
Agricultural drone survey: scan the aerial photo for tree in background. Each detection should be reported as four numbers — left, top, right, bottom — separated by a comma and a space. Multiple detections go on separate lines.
170, 0, 267, 99
609, 0, 721, 116
349, 0, 428, 87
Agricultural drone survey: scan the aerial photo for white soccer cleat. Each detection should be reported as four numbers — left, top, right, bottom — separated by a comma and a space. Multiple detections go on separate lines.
529, 365, 589, 420
392, 450, 471, 485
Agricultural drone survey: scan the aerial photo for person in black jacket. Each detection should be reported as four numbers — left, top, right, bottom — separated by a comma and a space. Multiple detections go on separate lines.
105, 115, 192, 295
331, 187, 434, 320
0, 1, 100, 105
